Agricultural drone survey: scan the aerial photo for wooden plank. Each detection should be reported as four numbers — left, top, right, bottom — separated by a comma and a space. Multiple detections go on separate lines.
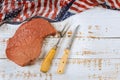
41, 38, 120, 59
0, 7, 120, 80
0, 58, 120, 80
1, 19, 120, 39
52, 7, 120, 37
1, 7, 120, 39
1, 9, 120, 58
1, 38, 120, 58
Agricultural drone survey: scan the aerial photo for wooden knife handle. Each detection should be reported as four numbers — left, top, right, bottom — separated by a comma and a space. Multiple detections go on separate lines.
40, 46, 57, 73
57, 48, 70, 74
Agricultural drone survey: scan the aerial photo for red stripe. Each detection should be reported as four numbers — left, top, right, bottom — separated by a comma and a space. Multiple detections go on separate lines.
23, 1, 29, 19
80, 0, 98, 6
90, 0, 99, 4
4, 0, 9, 13
36, 0, 41, 15
11, 0, 15, 10
64, 0, 72, 5
0, 13, 4, 21
15, 0, 22, 21
60, 0, 67, 7
70, 0, 96, 12
60, 0, 64, 7
3, 0, 8, 5
116, 0, 120, 8
40, 0, 48, 16
14, 1, 23, 22
45, 0, 52, 17
98, 0, 105, 3
30, 2, 35, 17
108, 0, 116, 8
17, 1, 27, 21
73, 1, 88, 9
18, 1, 22, 6
70, 6, 83, 13
101, 4, 107, 8
51, 0, 58, 19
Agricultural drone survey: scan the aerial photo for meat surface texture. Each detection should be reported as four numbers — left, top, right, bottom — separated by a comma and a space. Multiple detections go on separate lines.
6, 18, 56, 66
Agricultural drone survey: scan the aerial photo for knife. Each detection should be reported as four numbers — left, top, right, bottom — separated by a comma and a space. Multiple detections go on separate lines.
40, 25, 70, 73
57, 25, 80, 74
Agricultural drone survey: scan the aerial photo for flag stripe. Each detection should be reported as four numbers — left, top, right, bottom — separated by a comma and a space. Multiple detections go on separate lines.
108, 0, 116, 8
80, 0, 98, 6
1, 0, 120, 22
51, 0, 59, 19
23, 1, 29, 20
38, 0, 44, 15
116, 0, 120, 8
36, 0, 41, 15
73, 1, 88, 9
31, 1, 38, 17
78, 0, 93, 8
90, 0, 99, 4
0, 13, 5, 21
96, 0, 105, 4
42, 0, 49, 17
70, 0, 88, 13
7, 0, 11, 11
69, 0, 99, 13
70, 6, 82, 13
112, 0, 120, 9
11, 0, 15, 10
4, 0, 8, 13
15, 1, 24, 22
48, 0, 54, 18
40, 0, 48, 16
30, 2, 35, 17
45, 0, 52, 17
106, 0, 112, 7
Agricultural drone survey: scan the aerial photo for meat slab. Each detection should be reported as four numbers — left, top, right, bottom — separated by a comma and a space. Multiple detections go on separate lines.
6, 18, 56, 66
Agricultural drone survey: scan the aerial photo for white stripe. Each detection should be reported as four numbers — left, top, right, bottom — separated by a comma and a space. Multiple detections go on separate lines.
22, 15, 26, 21
57, 0, 61, 9
72, 3, 86, 10
31, 1, 38, 17
56, 0, 62, 15
50, 0, 61, 18
42, 0, 49, 16
27, 1, 32, 17
77, 0, 94, 8
16, 19, 20, 22
38, 0, 44, 15
14, 0, 19, 9
105, 0, 112, 7
86, 0, 94, 4
69, 9, 78, 13
1, 14, 5, 20
1, 1, 5, 13
48, 0, 54, 18
69, 1, 89, 13
112, 0, 120, 9
20, 5, 25, 20
7, 0, 11, 11
64, 0, 71, 4
96, 0, 104, 4
68, 1, 77, 13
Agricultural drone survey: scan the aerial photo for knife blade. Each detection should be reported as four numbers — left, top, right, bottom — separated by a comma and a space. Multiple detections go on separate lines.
57, 25, 80, 74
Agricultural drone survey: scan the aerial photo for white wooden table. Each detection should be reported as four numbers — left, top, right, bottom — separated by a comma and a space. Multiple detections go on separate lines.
0, 7, 120, 80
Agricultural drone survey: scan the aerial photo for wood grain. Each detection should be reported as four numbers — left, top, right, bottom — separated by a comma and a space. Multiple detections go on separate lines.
0, 7, 120, 80
0, 59, 120, 80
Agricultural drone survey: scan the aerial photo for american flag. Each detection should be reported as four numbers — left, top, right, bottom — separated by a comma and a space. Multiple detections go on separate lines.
0, 0, 120, 23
